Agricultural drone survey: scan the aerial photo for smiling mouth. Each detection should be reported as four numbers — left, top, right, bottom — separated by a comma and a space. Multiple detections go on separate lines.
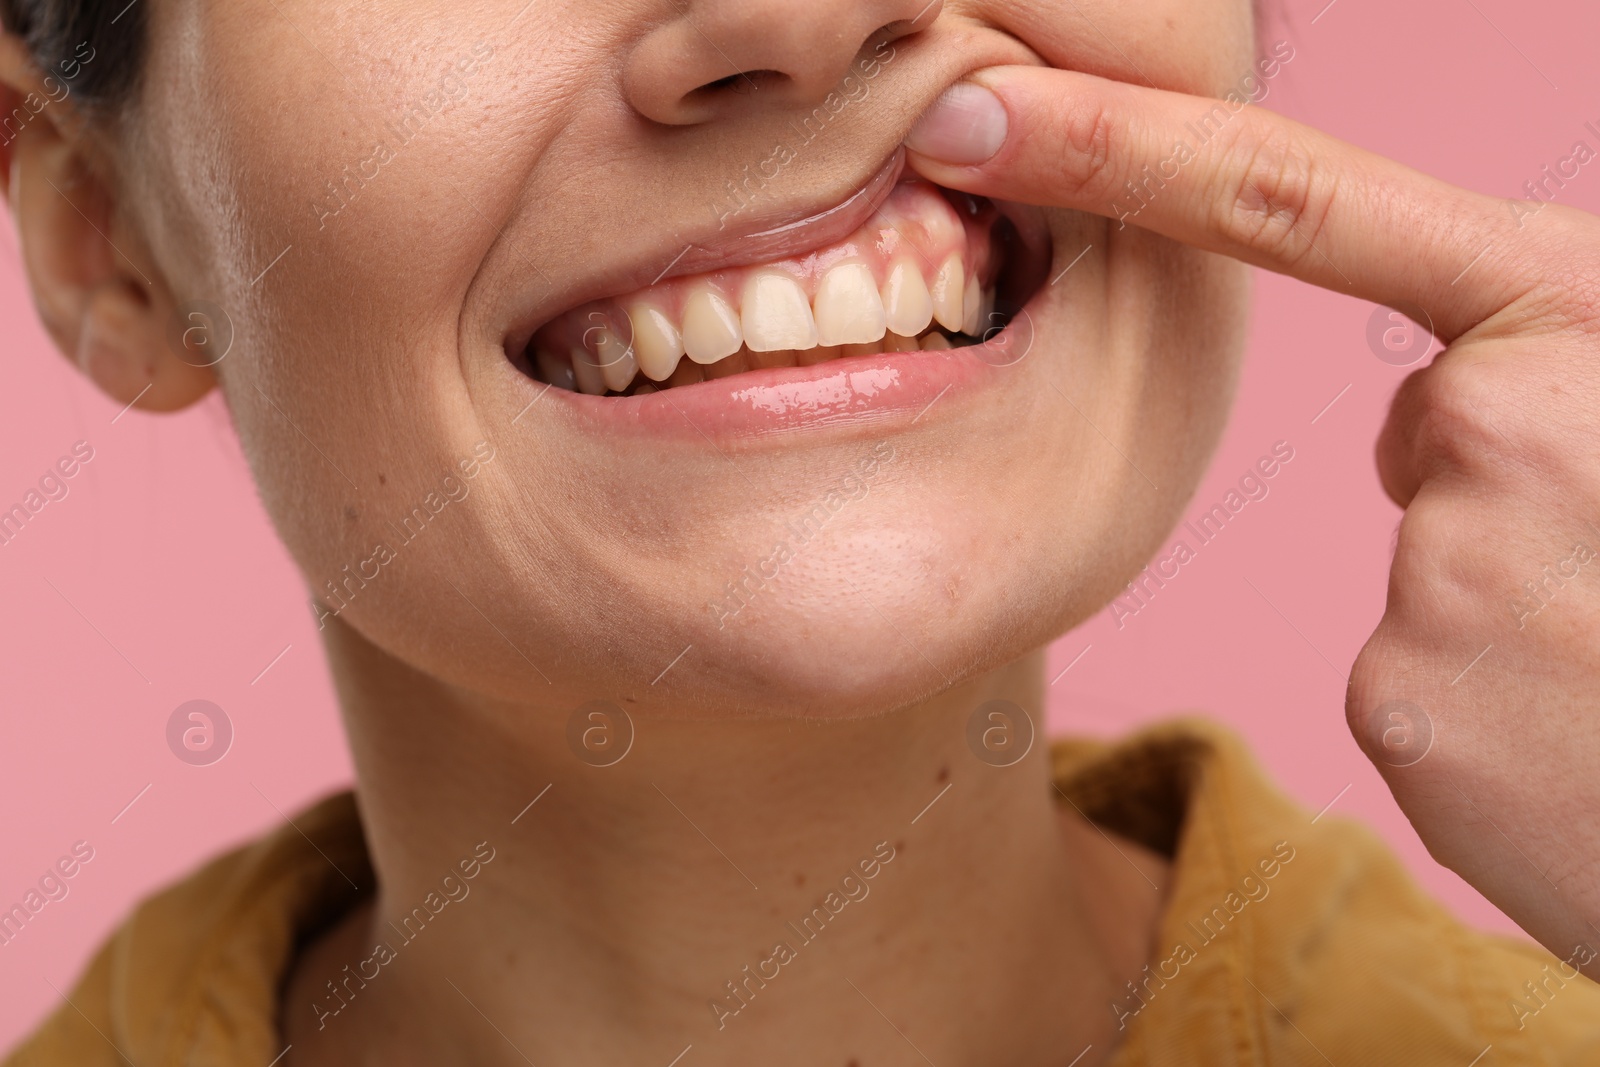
511, 177, 1042, 396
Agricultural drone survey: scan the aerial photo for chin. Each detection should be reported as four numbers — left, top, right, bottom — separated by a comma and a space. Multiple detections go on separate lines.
658, 524, 1048, 719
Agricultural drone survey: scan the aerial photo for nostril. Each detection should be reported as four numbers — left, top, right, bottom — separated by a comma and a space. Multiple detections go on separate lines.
692, 69, 787, 98
870, 4, 941, 45
625, 1, 942, 125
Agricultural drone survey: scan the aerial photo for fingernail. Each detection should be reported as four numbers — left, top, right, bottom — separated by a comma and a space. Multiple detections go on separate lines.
904, 82, 1007, 165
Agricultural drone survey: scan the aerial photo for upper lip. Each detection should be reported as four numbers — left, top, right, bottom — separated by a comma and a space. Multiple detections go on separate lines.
668, 147, 906, 277
503, 147, 908, 353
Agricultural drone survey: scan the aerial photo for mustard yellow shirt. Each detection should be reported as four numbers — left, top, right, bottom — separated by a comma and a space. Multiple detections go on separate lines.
8, 719, 1600, 1065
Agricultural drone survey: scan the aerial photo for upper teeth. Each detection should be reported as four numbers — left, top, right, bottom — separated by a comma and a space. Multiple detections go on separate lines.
545, 253, 986, 394
630, 304, 683, 381
929, 253, 966, 334
681, 287, 744, 365
813, 262, 887, 347
528, 177, 1003, 395
881, 258, 934, 338
741, 271, 818, 352
594, 325, 637, 392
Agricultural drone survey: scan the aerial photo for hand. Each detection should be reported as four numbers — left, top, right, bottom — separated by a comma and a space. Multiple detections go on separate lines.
906, 65, 1600, 971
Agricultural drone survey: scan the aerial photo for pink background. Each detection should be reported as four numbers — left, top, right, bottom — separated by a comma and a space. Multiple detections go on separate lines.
3, 0, 1597, 1048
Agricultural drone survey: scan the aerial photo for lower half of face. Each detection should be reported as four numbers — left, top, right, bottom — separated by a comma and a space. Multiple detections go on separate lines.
148, 0, 1254, 717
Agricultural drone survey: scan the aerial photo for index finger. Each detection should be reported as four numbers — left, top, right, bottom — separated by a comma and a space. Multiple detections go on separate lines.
904, 66, 1555, 342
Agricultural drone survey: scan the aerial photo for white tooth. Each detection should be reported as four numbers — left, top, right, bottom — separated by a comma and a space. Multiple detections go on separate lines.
570, 345, 608, 394
881, 258, 933, 338
594, 326, 638, 392
961, 277, 981, 336
627, 303, 684, 381
740, 272, 818, 352
978, 288, 996, 340
930, 253, 966, 333
813, 262, 886, 347
682, 286, 743, 364
921, 333, 952, 351
535, 349, 576, 392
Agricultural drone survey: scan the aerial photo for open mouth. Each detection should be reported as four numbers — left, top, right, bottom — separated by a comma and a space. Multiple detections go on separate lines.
510, 176, 1047, 397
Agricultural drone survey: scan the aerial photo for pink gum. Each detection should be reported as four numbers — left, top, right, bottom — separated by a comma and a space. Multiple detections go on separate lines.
533, 179, 999, 352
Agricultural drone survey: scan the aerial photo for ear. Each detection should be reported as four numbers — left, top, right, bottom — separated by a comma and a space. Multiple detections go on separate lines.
0, 34, 214, 412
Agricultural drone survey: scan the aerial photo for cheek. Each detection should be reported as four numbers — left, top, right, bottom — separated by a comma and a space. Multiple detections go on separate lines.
976, 0, 1255, 96
1132, 244, 1251, 518
134, 4, 567, 645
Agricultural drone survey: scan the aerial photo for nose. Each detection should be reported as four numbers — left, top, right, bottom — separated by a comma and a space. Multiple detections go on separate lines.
624, 0, 942, 125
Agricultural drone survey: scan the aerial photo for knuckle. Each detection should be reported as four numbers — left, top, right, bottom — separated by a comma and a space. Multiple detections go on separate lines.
1404, 358, 1529, 481
1344, 637, 1387, 732
1374, 366, 1430, 505
1558, 252, 1600, 327
1497, 207, 1600, 337
1527, 208, 1600, 295
1395, 348, 1598, 499
1568, 281, 1600, 335
1539, 273, 1600, 340
1052, 97, 1119, 203
1385, 499, 1472, 615
1344, 624, 1421, 759
1217, 122, 1334, 269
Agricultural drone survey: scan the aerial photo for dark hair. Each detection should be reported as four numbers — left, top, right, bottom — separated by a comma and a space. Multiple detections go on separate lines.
0, 0, 145, 113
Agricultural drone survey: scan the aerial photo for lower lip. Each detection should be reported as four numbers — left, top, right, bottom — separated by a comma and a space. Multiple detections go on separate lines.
541, 331, 1021, 446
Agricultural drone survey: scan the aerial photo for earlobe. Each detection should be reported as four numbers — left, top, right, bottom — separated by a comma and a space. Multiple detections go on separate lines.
75, 279, 216, 411
0, 36, 215, 413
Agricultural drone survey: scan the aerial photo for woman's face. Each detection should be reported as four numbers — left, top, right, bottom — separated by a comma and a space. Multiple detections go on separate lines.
123, 0, 1255, 716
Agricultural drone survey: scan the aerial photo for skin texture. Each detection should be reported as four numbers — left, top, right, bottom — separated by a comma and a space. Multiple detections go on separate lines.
0, 0, 1253, 717
6, 0, 1501, 1064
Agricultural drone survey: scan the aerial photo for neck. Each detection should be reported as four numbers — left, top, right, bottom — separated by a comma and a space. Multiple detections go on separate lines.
285, 620, 1168, 1067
